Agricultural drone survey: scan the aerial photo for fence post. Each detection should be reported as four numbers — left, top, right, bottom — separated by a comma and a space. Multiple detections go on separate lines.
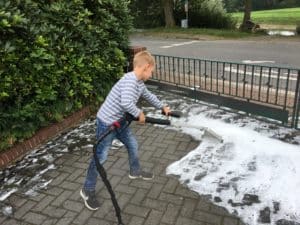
293, 70, 300, 129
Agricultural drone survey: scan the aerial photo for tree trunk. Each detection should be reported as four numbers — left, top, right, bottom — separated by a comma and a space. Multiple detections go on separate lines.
162, 0, 175, 28
242, 0, 252, 25
239, 0, 253, 31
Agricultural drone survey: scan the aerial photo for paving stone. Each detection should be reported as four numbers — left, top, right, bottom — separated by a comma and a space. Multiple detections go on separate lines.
109, 175, 122, 188
175, 217, 204, 225
181, 198, 197, 217
23, 212, 47, 225
60, 180, 81, 190
129, 179, 153, 190
92, 200, 113, 219
162, 153, 180, 161
63, 200, 84, 212
128, 216, 145, 225
159, 192, 184, 205
67, 168, 84, 181
197, 197, 212, 211
175, 185, 199, 199
117, 193, 131, 209
50, 190, 72, 207
14, 200, 36, 219
153, 175, 168, 184
27, 192, 46, 202
31, 195, 55, 212
152, 147, 165, 158
73, 162, 88, 169
142, 198, 168, 211
108, 168, 127, 177
69, 189, 82, 201
42, 205, 67, 218
50, 172, 70, 186
64, 155, 81, 166
129, 188, 148, 205
147, 183, 164, 199
140, 151, 154, 161
41, 218, 58, 225
112, 157, 128, 169
223, 217, 239, 225
123, 204, 150, 218
161, 203, 181, 224
163, 178, 178, 193
115, 184, 137, 195
144, 209, 164, 225
56, 211, 77, 225
8, 194, 27, 208
87, 217, 111, 225
72, 208, 93, 224
76, 176, 86, 184
2, 218, 27, 225
210, 204, 230, 216
42, 186, 64, 196
194, 211, 222, 225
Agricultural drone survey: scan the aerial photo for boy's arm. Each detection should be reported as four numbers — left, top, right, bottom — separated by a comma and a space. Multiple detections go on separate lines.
141, 86, 164, 109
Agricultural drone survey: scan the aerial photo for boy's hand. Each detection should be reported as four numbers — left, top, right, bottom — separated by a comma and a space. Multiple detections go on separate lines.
162, 106, 171, 116
138, 111, 146, 124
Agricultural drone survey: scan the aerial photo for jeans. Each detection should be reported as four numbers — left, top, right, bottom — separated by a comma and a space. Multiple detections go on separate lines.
83, 117, 140, 191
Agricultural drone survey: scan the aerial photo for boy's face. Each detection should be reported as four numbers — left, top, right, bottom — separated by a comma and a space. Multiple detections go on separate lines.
141, 64, 154, 81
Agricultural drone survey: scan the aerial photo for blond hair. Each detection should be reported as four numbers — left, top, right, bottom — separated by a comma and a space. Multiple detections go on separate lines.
133, 50, 155, 68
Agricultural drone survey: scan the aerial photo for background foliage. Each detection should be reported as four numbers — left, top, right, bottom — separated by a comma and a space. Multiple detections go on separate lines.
129, 0, 236, 29
0, 0, 132, 151
223, 0, 300, 12
175, 0, 236, 29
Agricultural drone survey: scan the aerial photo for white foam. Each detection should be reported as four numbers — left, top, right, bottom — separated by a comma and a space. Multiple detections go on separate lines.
167, 113, 300, 225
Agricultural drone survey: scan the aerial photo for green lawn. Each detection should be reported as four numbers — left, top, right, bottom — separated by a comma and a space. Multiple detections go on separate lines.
231, 7, 300, 26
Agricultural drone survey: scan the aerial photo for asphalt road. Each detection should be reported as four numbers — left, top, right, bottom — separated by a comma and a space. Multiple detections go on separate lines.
130, 36, 300, 68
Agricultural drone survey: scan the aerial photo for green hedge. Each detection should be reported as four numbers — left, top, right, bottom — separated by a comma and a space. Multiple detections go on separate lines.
0, 0, 132, 151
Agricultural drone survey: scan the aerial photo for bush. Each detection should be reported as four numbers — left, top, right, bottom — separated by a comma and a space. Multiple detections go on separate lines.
175, 0, 237, 29
0, 0, 132, 151
129, 0, 164, 28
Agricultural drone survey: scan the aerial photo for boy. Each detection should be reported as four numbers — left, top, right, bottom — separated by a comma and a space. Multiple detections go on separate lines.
81, 51, 171, 210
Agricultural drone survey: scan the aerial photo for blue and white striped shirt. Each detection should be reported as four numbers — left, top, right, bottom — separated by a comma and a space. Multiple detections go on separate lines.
97, 72, 163, 125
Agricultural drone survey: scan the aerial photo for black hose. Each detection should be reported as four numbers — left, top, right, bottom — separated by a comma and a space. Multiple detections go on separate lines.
93, 124, 125, 225
92, 111, 180, 225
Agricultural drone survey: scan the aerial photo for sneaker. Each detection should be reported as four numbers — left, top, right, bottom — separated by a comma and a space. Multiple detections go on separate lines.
128, 170, 154, 180
80, 189, 100, 210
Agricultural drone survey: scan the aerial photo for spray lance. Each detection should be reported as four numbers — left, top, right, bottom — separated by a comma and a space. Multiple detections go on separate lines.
92, 110, 223, 225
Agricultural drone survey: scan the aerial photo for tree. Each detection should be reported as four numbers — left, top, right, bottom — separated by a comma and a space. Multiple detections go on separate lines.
162, 0, 176, 27
240, 0, 252, 31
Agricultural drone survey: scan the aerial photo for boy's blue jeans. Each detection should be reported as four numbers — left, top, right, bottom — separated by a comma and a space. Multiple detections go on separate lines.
83, 117, 140, 192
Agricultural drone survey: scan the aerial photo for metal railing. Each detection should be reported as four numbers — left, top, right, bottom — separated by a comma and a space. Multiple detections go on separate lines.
150, 54, 300, 129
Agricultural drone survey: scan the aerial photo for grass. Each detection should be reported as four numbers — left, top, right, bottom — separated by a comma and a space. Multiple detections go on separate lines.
231, 7, 300, 26
134, 27, 262, 39
133, 8, 300, 39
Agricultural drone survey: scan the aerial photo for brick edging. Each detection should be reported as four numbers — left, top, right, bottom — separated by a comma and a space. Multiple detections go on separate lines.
0, 106, 93, 169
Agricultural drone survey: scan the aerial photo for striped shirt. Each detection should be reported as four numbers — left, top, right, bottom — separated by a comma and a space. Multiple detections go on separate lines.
97, 72, 163, 125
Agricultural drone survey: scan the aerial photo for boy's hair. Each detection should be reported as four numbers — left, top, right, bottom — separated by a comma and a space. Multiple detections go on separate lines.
133, 51, 155, 68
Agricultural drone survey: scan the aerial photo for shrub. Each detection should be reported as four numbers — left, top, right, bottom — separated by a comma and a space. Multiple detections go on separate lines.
129, 0, 164, 28
175, 0, 237, 29
0, 0, 132, 151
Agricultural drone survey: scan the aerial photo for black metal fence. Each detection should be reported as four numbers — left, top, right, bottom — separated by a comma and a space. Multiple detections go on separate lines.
149, 54, 300, 129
